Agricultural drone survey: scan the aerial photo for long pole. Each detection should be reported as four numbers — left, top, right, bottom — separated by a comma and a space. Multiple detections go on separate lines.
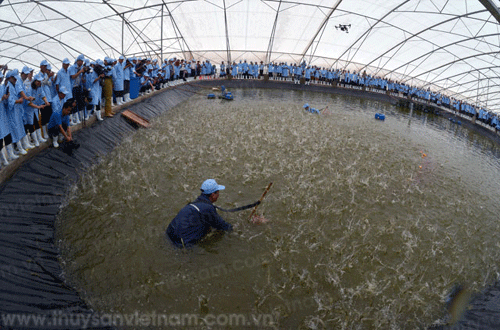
248, 182, 273, 221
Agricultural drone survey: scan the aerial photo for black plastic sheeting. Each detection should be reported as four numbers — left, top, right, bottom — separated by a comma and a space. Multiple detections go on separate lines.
0, 85, 196, 329
1, 80, 499, 329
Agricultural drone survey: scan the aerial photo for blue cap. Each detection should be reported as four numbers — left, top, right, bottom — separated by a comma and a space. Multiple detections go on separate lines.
303, 103, 309, 108
62, 58, 71, 64
58, 86, 69, 95
47, 64, 52, 71
6, 69, 17, 79
40, 59, 49, 66
76, 54, 85, 62
201, 179, 225, 195
119, 55, 125, 60
34, 74, 44, 82
22, 66, 33, 74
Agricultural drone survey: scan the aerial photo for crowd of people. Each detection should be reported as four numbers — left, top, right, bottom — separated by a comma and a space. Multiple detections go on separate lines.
218, 60, 500, 131
1, 55, 499, 171
0, 55, 208, 169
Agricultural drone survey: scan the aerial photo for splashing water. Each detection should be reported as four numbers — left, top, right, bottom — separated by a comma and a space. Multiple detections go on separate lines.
58, 89, 500, 329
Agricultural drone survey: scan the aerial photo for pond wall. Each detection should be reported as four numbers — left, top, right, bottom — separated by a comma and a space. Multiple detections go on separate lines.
0, 79, 498, 329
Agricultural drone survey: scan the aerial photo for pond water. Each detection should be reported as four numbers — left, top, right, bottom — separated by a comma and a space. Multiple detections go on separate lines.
57, 88, 500, 329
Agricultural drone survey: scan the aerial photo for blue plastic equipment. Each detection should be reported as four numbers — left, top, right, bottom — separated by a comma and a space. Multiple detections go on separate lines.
130, 76, 140, 99
219, 92, 233, 100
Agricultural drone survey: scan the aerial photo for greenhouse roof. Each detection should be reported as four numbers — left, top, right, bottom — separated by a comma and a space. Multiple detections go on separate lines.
1, 0, 500, 112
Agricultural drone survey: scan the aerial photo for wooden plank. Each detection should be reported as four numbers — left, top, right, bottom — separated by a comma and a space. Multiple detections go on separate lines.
121, 110, 150, 128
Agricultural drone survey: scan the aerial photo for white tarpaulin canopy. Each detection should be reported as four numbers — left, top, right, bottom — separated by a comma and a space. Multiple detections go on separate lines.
1, 0, 500, 112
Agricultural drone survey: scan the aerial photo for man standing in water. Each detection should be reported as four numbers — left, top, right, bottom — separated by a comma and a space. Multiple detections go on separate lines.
166, 179, 233, 248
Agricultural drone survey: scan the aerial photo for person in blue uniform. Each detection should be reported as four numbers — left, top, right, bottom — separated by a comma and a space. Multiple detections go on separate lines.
220, 61, 226, 78
26, 74, 50, 147
0, 71, 12, 166
56, 58, 72, 101
166, 179, 233, 248
5, 69, 29, 156
303, 103, 320, 114
47, 98, 73, 148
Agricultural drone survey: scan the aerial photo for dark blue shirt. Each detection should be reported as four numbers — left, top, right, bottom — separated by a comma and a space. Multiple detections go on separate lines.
47, 110, 70, 129
166, 194, 233, 247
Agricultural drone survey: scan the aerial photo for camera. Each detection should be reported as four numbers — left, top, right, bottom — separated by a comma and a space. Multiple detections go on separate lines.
93, 64, 110, 76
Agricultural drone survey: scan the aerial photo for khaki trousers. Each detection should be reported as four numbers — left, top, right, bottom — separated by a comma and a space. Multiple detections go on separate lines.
103, 77, 113, 116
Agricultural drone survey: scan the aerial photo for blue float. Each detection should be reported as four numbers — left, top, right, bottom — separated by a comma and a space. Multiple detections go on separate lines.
375, 113, 385, 121
219, 92, 234, 100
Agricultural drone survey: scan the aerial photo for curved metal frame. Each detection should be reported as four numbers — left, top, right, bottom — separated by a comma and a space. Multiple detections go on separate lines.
1, 0, 500, 112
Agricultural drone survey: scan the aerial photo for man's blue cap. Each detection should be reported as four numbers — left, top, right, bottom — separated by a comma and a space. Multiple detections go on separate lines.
46, 64, 52, 71
6, 69, 18, 78
303, 103, 309, 108
201, 179, 225, 195
22, 66, 33, 74
62, 58, 71, 64
58, 86, 69, 95
40, 60, 49, 66
34, 74, 44, 82
76, 54, 85, 62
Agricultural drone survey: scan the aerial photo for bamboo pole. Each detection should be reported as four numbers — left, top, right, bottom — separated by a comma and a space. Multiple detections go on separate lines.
248, 182, 273, 221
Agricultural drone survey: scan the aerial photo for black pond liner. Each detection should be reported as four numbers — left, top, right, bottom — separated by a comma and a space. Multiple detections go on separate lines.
0, 79, 499, 329
0, 85, 196, 329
